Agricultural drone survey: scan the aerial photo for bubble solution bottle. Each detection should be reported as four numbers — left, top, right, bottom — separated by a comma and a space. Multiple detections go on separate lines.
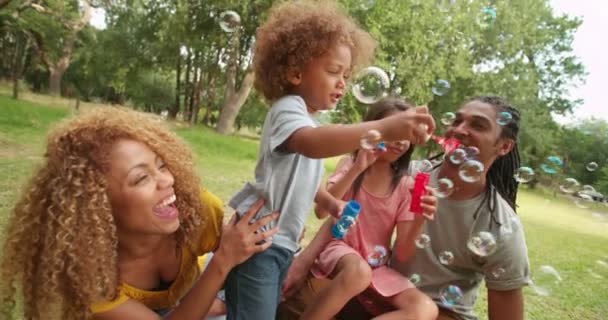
409, 172, 430, 214
331, 200, 361, 240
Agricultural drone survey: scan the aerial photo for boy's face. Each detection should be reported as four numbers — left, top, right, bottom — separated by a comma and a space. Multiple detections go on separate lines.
289, 44, 352, 113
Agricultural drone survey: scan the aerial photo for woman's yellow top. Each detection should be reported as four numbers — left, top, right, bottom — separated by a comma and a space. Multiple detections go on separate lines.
90, 189, 224, 314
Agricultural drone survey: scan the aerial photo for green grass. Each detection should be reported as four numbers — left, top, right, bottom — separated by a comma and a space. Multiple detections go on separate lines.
1, 94, 607, 319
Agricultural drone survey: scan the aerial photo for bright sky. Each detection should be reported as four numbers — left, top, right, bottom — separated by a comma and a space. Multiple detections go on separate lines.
89, 3, 607, 124
551, 0, 608, 124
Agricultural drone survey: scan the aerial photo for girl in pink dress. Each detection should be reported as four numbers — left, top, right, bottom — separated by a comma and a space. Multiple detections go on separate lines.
301, 98, 439, 320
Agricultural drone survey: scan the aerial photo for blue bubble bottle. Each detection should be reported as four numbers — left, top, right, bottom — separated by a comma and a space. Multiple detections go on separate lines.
332, 200, 361, 240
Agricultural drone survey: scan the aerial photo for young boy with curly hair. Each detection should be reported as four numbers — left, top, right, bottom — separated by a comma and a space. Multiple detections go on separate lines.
226, 1, 436, 319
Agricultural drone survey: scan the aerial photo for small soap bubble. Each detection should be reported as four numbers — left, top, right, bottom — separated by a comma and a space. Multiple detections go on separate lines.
587, 162, 599, 172
491, 267, 506, 279
439, 251, 455, 265
559, 178, 580, 194
441, 112, 456, 126
477, 7, 497, 29
531, 265, 562, 296
415, 233, 431, 249
514, 167, 535, 183
467, 231, 497, 257
432, 79, 451, 96
464, 146, 480, 159
582, 185, 596, 193
367, 245, 389, 267
409, 273, 422, 286
219, 11, 241, 33
352, 66, 390, 104
433, 178, 455, 198
359, 0, 374, 10
574, 191, 594, 209
449, 148, 468, 165
459, 160, 484, 183
496, 111, 512, 126
360, 129, 382, 150
439, 285, 463, 306
540, 156, 563, 175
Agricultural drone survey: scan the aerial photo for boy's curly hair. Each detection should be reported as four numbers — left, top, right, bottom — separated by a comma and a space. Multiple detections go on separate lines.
254, 0, 376, 101
0, 107, 212, 319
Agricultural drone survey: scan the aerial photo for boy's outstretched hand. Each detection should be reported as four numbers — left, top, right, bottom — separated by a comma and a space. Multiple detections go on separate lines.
379, 105, 436, 145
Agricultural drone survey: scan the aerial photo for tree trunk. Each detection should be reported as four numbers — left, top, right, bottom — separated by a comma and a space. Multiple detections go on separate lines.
183, 49, 192, 121
171, 52, 181, 119
203, 75, 216, 126
11, 32, 30, 99
216, 70, 255, 134
48, 66, 66, 96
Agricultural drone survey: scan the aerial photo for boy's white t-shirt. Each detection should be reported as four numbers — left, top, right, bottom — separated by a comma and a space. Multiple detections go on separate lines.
229, 95, 324, 252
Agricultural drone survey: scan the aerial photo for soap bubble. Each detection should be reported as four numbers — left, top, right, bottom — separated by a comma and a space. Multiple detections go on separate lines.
415, 234, 431, 249
559, 178, 580, 194
432, 79, 451, 96
464, 146, 480, 159
459, 160, 484, 183
449, 148, 468, 165
439, 251, 455, 265
574, 191, 594, 209
531, 265, 562, 296
352, 66, 390, 104
359, 0, 374, 10
587, 162, 599, 172
441, 112, 456, 126
433, 178, 455, 198
367, 245, 389, 267
219, 11, 241, 33
360, 129, 382, 150
496, 111, 512, 126
514, 167, 534, 183
582, 185, 596, 193
477, 7, 497, 29
467, 231, 497, 257
409, 273, 422, 286
439, 285, 463, 306
540, 156, 563, 175
491, 267, 506, 279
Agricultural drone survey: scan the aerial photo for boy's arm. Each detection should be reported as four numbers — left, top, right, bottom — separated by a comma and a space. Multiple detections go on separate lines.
286, 109, 435, 159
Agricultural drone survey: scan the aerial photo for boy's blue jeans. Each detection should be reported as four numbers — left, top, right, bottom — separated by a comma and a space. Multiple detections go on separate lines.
225, 244, 294, 320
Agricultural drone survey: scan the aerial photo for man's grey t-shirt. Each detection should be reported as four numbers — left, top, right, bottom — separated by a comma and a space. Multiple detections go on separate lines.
392, 164, 531, 320
229, 95, 324, 253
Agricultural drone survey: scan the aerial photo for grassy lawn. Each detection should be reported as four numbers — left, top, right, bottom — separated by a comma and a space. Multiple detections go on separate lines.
1, 95, 607, 319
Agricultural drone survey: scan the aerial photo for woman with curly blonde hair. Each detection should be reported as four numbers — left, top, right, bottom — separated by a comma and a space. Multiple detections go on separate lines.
0, 107, 278, 320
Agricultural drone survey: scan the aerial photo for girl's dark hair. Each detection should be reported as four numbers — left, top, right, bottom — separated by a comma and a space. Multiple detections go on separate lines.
352, 97, 415, 197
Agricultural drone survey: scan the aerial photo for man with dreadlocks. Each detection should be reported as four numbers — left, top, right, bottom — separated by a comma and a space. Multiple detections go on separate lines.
388, 95, 531, 320
279, 96, 530, 320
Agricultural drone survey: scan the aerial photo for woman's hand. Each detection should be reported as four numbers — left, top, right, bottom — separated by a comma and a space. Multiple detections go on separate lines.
215, 199, 279, 268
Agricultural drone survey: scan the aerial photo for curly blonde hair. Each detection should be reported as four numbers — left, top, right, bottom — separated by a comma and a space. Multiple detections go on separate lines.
0, 107, 211, 319
254, 0, 377, 101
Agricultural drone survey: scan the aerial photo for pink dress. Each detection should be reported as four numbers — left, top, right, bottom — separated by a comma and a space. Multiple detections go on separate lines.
311, 157, 415, 298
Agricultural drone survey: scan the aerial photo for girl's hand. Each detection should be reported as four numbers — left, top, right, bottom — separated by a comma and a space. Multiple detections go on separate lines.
353, 148, 379, 172
215, 199, 279, 268
420, 192, 438, 221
